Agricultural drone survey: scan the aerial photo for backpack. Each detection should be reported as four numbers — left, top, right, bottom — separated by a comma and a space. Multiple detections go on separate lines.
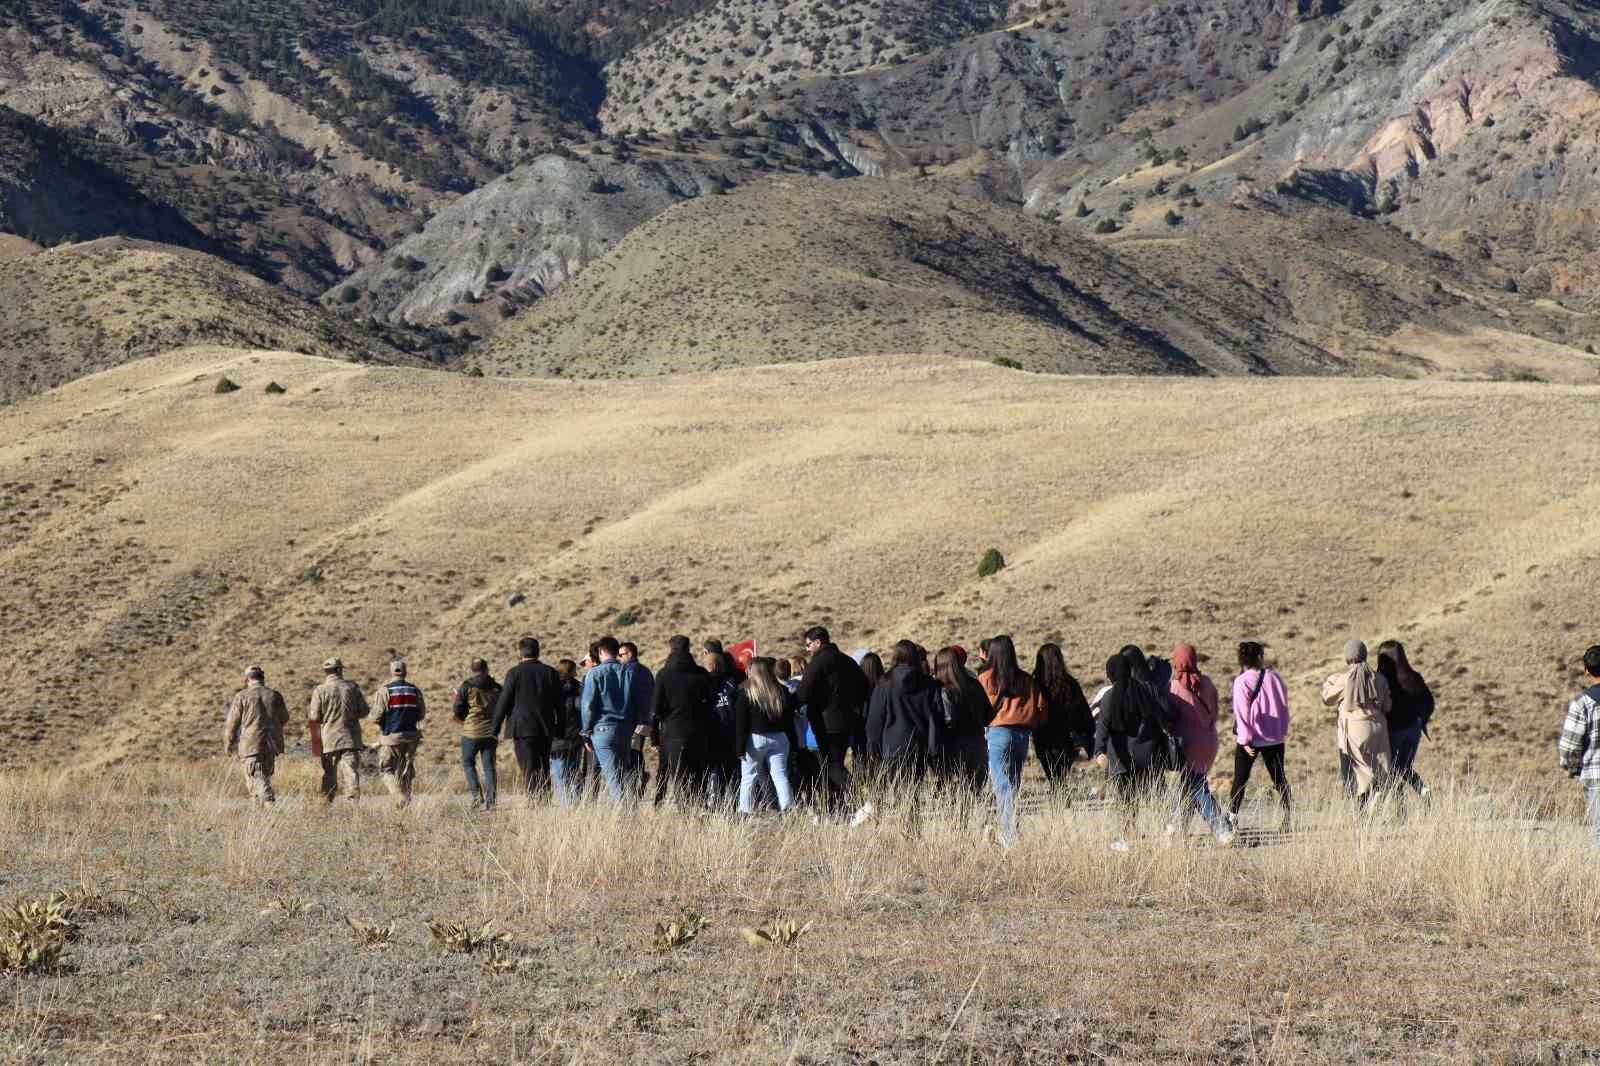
459, 682, 495, 726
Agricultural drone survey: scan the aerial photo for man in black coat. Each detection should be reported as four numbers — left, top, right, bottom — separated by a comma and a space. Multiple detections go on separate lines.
491, 636, 565, 798
794, 625, 870, 817
649, 635, 715, 806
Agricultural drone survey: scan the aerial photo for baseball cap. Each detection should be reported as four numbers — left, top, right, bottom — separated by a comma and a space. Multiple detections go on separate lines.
322, 656, 343, 672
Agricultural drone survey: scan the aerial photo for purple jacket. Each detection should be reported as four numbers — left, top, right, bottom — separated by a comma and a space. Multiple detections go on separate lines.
1231, 669, 1290, 747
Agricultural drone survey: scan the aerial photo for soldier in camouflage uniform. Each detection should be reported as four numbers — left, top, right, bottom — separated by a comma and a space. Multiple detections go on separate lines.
310, 657, 369, 802
372, 658, 426, 807
223, 666, 289, 804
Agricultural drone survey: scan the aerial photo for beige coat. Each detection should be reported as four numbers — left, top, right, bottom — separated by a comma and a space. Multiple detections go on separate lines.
1322, 670, 1392, 794
225, 683, 289, 758
309, 676, 369, 754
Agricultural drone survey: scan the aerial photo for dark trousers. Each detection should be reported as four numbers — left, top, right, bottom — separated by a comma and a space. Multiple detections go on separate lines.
654, 735, 709, 807
1389, 725, 1427, 796
461, 737, 498, 808
1229, 742, 1292, 822
815, 729, 854, 816
1036, 742, 1074, 789
513, 735, 553, 796
789, 748, 823, 804
706, 753, 739, 808
1111, 767, 1161, 836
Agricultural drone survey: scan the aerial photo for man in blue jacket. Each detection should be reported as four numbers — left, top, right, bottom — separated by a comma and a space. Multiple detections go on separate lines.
580, 636, 636, 802
373, 659, 426, 807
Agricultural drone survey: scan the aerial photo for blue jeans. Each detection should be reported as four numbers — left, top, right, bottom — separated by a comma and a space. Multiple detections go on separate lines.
460, 737, 497, 808
986, 726, 1031, 847
739, 732, 794, 813
589, 722, 632, 803
1172, 768, 1228, 836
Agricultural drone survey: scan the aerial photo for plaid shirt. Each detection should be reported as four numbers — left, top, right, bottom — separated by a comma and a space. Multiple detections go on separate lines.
1558, 685, 1600, 784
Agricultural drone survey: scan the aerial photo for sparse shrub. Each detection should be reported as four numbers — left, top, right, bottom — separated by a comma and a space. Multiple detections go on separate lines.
1093, 218, 1121, 234
1074, 200, 1090, 218
740, 917, 814, 949
614, 608, 640, 626
992, 356, 1023, 370
0, 896, 79, 975
264, 382, 287, 395
345, 918, 394, 948
428, 919, 507, 955
977, 548, 1006, 578
1164, 209, 1183, 226
648, 909, 708, 952
213, 376, 240, 394
262, 894, 310, 918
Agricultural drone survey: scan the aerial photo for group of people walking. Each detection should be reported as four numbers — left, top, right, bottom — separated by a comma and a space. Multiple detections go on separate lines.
245, 627, 1600, 850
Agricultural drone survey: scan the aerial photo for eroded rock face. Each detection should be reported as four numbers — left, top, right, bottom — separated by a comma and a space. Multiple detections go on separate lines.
327, 153, 743, 329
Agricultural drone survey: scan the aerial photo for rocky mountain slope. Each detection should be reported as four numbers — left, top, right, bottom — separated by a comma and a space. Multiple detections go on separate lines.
476, 175, 1599, 380
0, 105, 209, 249
328, 149, 745, 332
0, 238, 416, 403
1, 0, 1599, 383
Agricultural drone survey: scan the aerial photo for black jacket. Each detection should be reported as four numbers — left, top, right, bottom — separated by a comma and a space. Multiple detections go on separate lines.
866, 665, 941, 764
491, 658, 563, 739
794, 642, 870, 735
650, 653, 715, 742
552, 677, 583, 758
937, 673, 992, 744
1036, 675, 1093, 749
1385, 672, 1435, 732
1094, 675, 1174, 775
732, 686, 799, 756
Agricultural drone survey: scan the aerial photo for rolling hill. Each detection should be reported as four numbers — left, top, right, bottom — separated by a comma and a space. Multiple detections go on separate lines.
475, 175, 1600, 380
0, 343, 1594, 779
0, 238, 417, 404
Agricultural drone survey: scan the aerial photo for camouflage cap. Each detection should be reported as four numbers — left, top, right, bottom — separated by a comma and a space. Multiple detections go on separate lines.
390, 659, 407, 676
322, 656, 343, 672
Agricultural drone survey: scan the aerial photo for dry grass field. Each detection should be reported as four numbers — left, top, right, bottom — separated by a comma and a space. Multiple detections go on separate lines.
2, 343, 1598, 788
1, 764, 1597, 1063
4, 344, 1600, 1061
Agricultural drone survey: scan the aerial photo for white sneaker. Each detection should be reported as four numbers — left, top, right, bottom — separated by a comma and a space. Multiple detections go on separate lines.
1215, 825, 1237, 847
1109, 837, 1131, 854
850, 802, 876, 827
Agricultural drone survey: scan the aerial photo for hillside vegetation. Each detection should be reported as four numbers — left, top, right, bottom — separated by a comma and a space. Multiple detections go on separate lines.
1, 346, 1595, 780
476, 176, 1600, 379
0, 239, 416, 403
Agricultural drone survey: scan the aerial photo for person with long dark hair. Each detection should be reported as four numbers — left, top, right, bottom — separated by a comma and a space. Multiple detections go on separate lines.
1165, 643, 1233, 845
1376, 640, 1434, 801
932, 646, 990, 802
865, 640, 942, 830
1228, 641, 1292, 830
1095, 647, 1177, 851
704, 650, 744, 807
1032, 643, 1092, 791
979, 635, 1047, 848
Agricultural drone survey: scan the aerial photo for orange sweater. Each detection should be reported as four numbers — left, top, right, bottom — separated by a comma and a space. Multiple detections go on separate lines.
981, 671, 1048, 731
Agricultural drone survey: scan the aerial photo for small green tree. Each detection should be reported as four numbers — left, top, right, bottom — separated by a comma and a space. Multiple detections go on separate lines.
977, 548, 1006, 578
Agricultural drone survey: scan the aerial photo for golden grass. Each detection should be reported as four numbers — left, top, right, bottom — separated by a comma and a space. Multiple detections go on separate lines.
0, 761, 1596, 1061
2, 346, 1597, 788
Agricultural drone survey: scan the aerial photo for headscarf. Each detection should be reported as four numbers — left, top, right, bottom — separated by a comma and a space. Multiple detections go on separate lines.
1340, 639, 1382, 713
1103, 649, 1167, 736
1171, 643, 1203, 698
